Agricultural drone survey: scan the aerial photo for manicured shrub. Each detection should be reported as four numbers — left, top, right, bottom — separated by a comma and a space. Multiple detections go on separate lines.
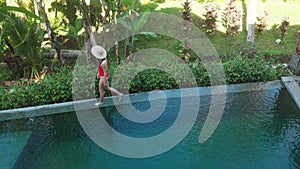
72, 64, 98, 100
129, 69, 178, 93
42, 66, 73, 103
111, 59, 195, 93
223, 55, 285, 84
203, 2, 219, 34
181, 0, 193, 61
0, 57, 286, 110
233, 42, 258, 58
189, 60, 211, 86
0, 67, 73, 110
222, 0, 242, 36
188, 56, 285, 86
279, 17, 290, 42
255, 11, 268, 37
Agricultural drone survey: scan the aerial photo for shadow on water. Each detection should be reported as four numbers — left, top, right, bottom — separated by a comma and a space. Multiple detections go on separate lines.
11, 113, 88, 169
276, 89, 300, 169
12, 118, 54, 169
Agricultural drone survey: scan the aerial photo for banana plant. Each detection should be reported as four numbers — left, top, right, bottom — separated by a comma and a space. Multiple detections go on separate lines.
118, 11, 155, 55
0, 2, 45, 79
0, 1, 43, 54
0, 2, 44, 22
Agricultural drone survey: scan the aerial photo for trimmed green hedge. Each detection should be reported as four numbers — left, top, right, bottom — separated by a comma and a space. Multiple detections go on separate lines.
0, 56, 286, 110
111, 59, 195, 93
0, 67, 72, 110
223, 56, 285, 84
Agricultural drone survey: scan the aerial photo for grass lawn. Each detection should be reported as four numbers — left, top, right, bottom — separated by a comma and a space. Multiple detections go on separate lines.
152, 0, 300, 63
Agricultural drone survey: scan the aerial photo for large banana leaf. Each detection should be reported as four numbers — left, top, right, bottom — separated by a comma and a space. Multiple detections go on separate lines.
118, 12, 150, 33
1, 12, 44, 78
133, 12, 150, 32
0, 4, 44, 22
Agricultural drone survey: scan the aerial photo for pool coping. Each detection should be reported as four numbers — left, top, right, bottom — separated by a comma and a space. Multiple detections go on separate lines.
281, 76, 300, 109
0, 80, 283, 121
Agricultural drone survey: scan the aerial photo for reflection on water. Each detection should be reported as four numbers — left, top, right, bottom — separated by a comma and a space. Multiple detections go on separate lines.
0, 87, 300, 169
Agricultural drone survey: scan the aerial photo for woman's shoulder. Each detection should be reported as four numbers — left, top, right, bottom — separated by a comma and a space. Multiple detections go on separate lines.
101, 59, 107, 66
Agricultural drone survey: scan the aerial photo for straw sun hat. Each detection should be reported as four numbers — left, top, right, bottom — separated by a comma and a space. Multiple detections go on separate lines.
91, 45, 107, 59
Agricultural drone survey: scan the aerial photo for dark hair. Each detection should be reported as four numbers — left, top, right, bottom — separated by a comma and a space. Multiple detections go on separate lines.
99, 58, 106, 63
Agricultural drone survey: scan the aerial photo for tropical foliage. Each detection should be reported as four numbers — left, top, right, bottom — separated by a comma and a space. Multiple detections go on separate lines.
0, 0, 297, 110
221, 0, 242, 36
202, 2, 219, 34
0, 2, 44, 79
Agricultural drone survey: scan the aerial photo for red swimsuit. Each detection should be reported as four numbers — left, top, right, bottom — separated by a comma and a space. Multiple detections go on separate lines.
98, 65, 109, 77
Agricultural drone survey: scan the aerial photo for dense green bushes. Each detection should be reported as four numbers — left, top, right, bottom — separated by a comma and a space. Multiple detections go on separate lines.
110, 58, 196, 93
0, 67, 72, 110
223, 56, 285, 84
0, 0, 294, 111
0, 55, 287, 110
189, 55, 285, 86
96, 54, 285, 92
129, 69, 178, 93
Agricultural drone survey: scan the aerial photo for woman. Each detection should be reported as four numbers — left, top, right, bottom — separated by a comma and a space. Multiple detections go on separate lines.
92, 45, 123, 106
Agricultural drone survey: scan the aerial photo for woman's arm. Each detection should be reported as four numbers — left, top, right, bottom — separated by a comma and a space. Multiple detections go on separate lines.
101, 59, 108, 75
101, 60, 109, 87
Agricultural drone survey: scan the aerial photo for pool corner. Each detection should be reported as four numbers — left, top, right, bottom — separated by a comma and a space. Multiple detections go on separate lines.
281, 76, 300, 109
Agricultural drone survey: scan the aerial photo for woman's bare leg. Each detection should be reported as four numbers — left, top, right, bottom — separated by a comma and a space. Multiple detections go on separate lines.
105, 79, 123, 101
95, 78, 105, 105
108, 87, 123, 101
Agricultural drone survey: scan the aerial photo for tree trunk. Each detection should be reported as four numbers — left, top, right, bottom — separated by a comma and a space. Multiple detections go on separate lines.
65, 0, 77, 26
114, 31, 120, 64
115, 0, 121, 65
81, 0, 97, 64
241, 0, 247, 32
35, 0, 62, 63
246, 0, 256, 43
3, 38, 24, 79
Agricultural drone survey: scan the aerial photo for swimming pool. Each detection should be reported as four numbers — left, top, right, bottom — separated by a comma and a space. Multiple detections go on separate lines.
1, 81, 300, 169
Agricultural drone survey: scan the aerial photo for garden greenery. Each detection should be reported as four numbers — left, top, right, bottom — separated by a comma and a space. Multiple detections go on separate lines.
203, 3, 219, 34
279, 17, 290, 42
221, 0, 242, 36
0, 55, 286, 110
0, 0, 293, 110
0, 67, 72, 110
255, 11, 269, 37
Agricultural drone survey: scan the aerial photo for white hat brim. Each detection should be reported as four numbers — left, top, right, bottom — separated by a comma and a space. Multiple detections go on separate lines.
91, 45, 107, 59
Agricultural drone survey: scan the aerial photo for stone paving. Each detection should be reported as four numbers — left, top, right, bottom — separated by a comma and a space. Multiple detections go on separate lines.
294, 76, 300, 83
281, 76, 300, 109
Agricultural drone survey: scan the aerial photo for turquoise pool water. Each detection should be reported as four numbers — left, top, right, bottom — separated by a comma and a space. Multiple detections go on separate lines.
1, 87, 300, 169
